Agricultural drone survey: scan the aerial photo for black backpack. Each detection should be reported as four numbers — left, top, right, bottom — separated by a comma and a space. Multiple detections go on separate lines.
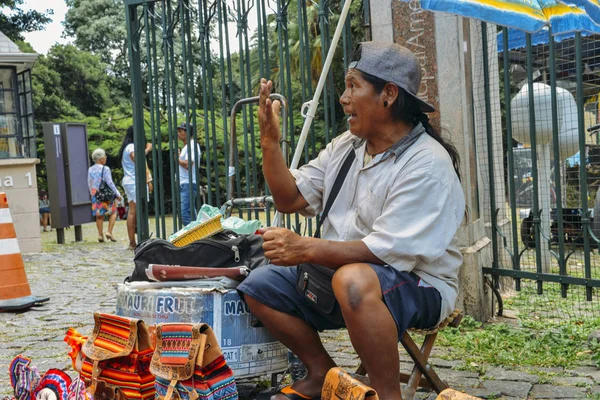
126, 230, 267, 282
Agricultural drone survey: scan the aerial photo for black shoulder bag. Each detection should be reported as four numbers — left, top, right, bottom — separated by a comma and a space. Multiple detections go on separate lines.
95, 165, 117, 202
295, 149, 356, 322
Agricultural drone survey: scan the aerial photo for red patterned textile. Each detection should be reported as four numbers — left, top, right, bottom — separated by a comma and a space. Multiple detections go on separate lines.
78, 313, 155, 400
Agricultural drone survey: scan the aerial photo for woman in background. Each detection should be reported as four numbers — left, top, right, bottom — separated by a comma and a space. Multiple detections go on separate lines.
38, 190, 51, 232
87, 148, 122, 242
119, 125, 152, 250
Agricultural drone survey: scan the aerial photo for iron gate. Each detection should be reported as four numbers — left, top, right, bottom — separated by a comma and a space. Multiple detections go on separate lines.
124, 0, 366, 240
476, 22, 600, 316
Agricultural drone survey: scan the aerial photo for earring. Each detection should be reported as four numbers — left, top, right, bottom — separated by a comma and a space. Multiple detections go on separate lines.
383, 100, 388, 108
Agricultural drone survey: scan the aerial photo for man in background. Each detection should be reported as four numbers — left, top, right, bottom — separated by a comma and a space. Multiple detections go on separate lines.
177, 122, 202, 225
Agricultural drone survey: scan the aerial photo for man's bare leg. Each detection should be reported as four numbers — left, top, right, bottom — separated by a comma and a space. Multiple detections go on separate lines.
244, 295, 336, 398
333, 263, 402, 400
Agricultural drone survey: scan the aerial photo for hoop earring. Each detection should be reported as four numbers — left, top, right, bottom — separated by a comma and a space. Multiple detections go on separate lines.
383, 101, 388, 108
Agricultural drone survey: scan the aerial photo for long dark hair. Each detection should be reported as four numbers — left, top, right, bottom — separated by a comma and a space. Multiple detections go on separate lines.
358, 70, 461, 181
118, 125, 135, 162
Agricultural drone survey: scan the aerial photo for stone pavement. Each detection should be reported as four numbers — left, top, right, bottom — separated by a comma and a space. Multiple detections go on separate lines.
1, 221, 600, 399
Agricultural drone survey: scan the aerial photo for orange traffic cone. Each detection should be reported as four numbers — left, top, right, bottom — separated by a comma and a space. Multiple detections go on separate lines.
0, 192, 49, 312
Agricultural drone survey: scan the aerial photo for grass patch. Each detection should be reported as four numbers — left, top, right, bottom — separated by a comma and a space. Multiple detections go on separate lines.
435, 312, 600, 369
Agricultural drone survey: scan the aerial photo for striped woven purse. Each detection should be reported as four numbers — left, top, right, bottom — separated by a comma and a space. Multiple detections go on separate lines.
150, 323, 238, 400
77, 313, 155, 400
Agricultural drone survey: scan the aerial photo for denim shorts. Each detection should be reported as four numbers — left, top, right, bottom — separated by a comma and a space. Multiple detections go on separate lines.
237, 264, 442, 339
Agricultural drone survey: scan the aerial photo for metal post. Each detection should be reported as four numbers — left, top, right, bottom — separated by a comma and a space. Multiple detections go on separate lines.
525, 33, 544, 294
575, 32, 592, 301
126, 2, 150, 242
548, 27, 567, 297
502, 27, 521, 291
482, 23, 499, 271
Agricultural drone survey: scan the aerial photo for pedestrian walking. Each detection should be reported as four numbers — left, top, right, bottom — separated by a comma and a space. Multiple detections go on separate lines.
88, 148, 122, 243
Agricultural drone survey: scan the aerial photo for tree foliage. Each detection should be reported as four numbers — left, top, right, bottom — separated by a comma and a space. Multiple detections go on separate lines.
64, 0, 130, 102
32, 44, 110, 121
26, 0, 367, 208
0, 0, 51, 41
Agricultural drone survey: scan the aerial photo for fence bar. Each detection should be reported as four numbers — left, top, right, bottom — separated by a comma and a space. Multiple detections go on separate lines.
298, 0, 315, 235
185, 0, 200, 213
318, 0, 332, 145
502, 27, 521, 290
162, 0, 180, 233
481, 23, 498, 271
548, 27, 568, 297
575, 32, 593, 301
245, 1, 258, 215
179, 0, 194, 226
150, 4, 166, 238
143, 5, 161, 236
525, 32, 544, 294
126, 2, 150, 241
482, 267, 600, 288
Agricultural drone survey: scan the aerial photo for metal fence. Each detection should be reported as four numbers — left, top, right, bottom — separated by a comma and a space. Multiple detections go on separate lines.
476, 22, 600, 318
124, 0, 366, 240
124, 1, 600, 318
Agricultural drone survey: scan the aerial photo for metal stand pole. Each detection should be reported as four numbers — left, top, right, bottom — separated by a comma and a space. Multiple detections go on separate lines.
74, 225, 83, 242
56, 228, 65, 244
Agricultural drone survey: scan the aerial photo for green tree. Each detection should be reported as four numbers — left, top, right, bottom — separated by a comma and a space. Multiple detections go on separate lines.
44, 44, 111, 116
64, 0, 130, 103
0, 0, 51, 42
31, 44, 111, 122
31, 56, 84, 122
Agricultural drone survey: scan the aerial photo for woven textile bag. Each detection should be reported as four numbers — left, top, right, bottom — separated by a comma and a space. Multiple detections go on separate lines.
321, 367, 379, 400
150, 323, 238, 400
78, 313, 155, 399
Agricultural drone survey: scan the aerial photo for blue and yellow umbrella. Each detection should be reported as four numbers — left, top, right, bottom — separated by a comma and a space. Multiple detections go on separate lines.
419, 0, 600, 34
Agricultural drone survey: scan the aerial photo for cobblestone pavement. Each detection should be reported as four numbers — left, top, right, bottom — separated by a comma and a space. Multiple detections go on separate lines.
1, 221, 600, 399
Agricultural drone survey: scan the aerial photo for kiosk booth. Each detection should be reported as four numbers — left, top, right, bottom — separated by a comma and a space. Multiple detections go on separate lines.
0, 31, 39, 253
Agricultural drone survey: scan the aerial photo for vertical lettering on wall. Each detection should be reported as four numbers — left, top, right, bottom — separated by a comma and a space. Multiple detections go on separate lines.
393, 0, 440, 129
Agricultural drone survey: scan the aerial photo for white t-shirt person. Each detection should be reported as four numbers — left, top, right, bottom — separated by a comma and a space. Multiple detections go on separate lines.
178, 139, 202, 184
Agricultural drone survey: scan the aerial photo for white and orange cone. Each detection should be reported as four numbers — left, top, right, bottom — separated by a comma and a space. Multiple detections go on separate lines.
0, 192, 49, 312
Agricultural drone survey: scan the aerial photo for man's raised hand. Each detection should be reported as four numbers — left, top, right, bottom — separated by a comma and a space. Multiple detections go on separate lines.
257, 78, 281, 150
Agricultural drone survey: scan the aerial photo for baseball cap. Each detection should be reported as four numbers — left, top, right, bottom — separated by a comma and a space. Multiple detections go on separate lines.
348, 42, 435, 113
177, 122, 191, 131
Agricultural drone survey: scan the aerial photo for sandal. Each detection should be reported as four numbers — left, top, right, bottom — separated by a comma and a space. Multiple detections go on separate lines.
98, 235, 104, 243
105, 233, 117, 242
273, 385, 321, 400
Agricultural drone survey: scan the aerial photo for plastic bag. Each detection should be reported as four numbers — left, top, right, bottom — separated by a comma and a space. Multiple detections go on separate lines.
169, 204, 262, 241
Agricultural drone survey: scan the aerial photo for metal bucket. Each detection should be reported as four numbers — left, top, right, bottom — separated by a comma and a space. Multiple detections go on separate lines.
115, 280, 288, 379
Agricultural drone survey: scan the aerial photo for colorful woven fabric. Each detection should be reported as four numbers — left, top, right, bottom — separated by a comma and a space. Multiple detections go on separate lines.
68, 377, 93, 400
154, 356, 238, 400
80, 349, 155, 399
79, 313, 156, 400
33, 369, 72, 400
92, 314, 134, 354
64, 328, 87, 371
8, 355, 40, 400
159, 325, 193, 366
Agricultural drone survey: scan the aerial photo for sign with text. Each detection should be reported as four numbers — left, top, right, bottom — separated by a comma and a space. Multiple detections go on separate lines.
42, 122, 93, 228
